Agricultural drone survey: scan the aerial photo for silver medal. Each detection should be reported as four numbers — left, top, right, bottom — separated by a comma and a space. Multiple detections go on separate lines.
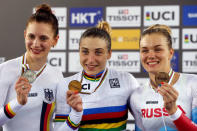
22, 70, 36, 83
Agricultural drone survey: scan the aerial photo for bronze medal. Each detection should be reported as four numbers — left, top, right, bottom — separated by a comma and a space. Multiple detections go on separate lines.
155, 72, 170, 85
22, 69, 36, 84
68, 80, 82, 92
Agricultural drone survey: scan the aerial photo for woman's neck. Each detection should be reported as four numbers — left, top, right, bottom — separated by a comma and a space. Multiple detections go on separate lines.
25, 53, 46, 71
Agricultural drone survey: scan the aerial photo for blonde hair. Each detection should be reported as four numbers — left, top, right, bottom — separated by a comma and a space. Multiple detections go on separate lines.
97, 21, 111, 35
80, 21, 112, 52
141, 24, 172, 49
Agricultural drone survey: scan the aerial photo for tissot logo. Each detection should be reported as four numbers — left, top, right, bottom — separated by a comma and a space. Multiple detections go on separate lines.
144, 6, 179, 26
70, 7, 103, 27
51, 7, 67, 28
118, 54, 128, 60
182, 29, 197, 49
69, 30, 85, 50
171, 29, 179, 49
183, 6, 197, 26
106, 6, 141, 27
47, 52, 66, 72
182, 52, 197, 72
51, 30, 66, 50
107, 52, 140, 72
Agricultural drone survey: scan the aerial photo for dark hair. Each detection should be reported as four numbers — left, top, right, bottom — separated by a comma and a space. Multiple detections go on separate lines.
79, 21, 111, 52
26, 3, 59, 37
140, 24, 172, 49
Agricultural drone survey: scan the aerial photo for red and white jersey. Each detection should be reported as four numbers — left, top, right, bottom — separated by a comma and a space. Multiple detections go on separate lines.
130, 73, 197, 131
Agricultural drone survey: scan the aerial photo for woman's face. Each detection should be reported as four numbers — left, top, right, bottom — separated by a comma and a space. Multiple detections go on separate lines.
140, 33, 174, 74
24, 22, 58, 61
80, 37, 111, 75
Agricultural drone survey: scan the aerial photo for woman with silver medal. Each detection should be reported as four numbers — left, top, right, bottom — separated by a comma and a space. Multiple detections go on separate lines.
0, 3, 82, 131
129, 24, 197, 131
54, 21, 139, 131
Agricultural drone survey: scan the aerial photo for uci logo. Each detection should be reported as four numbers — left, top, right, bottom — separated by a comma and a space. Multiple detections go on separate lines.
184, 34, 197, 44
146, 11, 175, 21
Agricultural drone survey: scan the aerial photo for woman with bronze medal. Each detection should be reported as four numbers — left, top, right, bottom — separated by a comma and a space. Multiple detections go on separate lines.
129, 24, 197, 131
0, 3, 82, 131
54, 21, 139, 130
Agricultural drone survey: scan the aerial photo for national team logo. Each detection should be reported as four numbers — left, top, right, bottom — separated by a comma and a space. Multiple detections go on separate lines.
44, 88, 54, 102
109, 78, 120, 88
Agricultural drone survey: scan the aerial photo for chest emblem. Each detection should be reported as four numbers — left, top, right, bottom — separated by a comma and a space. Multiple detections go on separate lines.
109, 78, 120, 88
44, 88, 54, 102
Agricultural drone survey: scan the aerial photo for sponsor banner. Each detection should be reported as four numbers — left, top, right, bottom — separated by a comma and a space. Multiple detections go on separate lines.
171, 51, 179, 72
111, 29, 140, 50
70, 7, 103, 27
69, 29, 85, 50
144, 5, 179, 26
0, 57, 5, 64
182, 28, 197, 49
171, 28, 179, 50
68, 52, 82, 72
183, 6, 197, 26
52, 7, 67, 28
33, 7, 67, 28
182, 51, 197, 72
107, 52, 140, 72
47, 52, 66, 72
106, 6, 141, 27
51, 30, 66, 50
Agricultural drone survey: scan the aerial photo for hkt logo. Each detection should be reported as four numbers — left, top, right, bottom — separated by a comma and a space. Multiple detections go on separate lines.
70, 7, 103, 27
144, 6, 179, 26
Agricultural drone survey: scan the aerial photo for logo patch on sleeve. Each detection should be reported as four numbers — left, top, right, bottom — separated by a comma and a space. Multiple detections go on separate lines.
109, 78, 120, 88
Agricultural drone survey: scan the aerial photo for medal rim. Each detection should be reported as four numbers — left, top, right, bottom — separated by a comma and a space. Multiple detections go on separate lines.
22, 69, 36, 83
155, 72, 170, 85
68, 80, 82, 92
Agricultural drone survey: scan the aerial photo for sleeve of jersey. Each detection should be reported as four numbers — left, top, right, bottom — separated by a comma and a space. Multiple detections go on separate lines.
127, 73, 140, 93
171, 75, 197, 131
54, 80, 83, 131
0, 98, 23, 126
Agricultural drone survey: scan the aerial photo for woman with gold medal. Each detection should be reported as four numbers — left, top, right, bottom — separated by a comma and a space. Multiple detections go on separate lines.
54, 21, 139, 130
129, 24, 197, 131
0, 3, 82, 131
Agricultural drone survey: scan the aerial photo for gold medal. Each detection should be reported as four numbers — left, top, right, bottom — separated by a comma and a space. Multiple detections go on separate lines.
155, 72, 170, 85
68, 80, 82, 92
22, 69, 36, 84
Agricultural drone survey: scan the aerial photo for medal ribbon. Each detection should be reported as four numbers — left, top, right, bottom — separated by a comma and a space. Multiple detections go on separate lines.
21, 54, 47, 78
79, 68, 108, 94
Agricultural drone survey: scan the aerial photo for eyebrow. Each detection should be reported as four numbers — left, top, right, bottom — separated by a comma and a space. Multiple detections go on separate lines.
141, 44, 162, 49
80, 47, 105, 50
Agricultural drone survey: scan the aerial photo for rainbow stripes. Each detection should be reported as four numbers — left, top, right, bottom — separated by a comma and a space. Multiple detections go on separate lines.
40, 102, 55, 131
83, 70, 104, 82
54, 114, 68, 122
79, 105, 128, 130
54, 114, 80, 130
66, 116, 81, 130
4, 102, 16, 119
